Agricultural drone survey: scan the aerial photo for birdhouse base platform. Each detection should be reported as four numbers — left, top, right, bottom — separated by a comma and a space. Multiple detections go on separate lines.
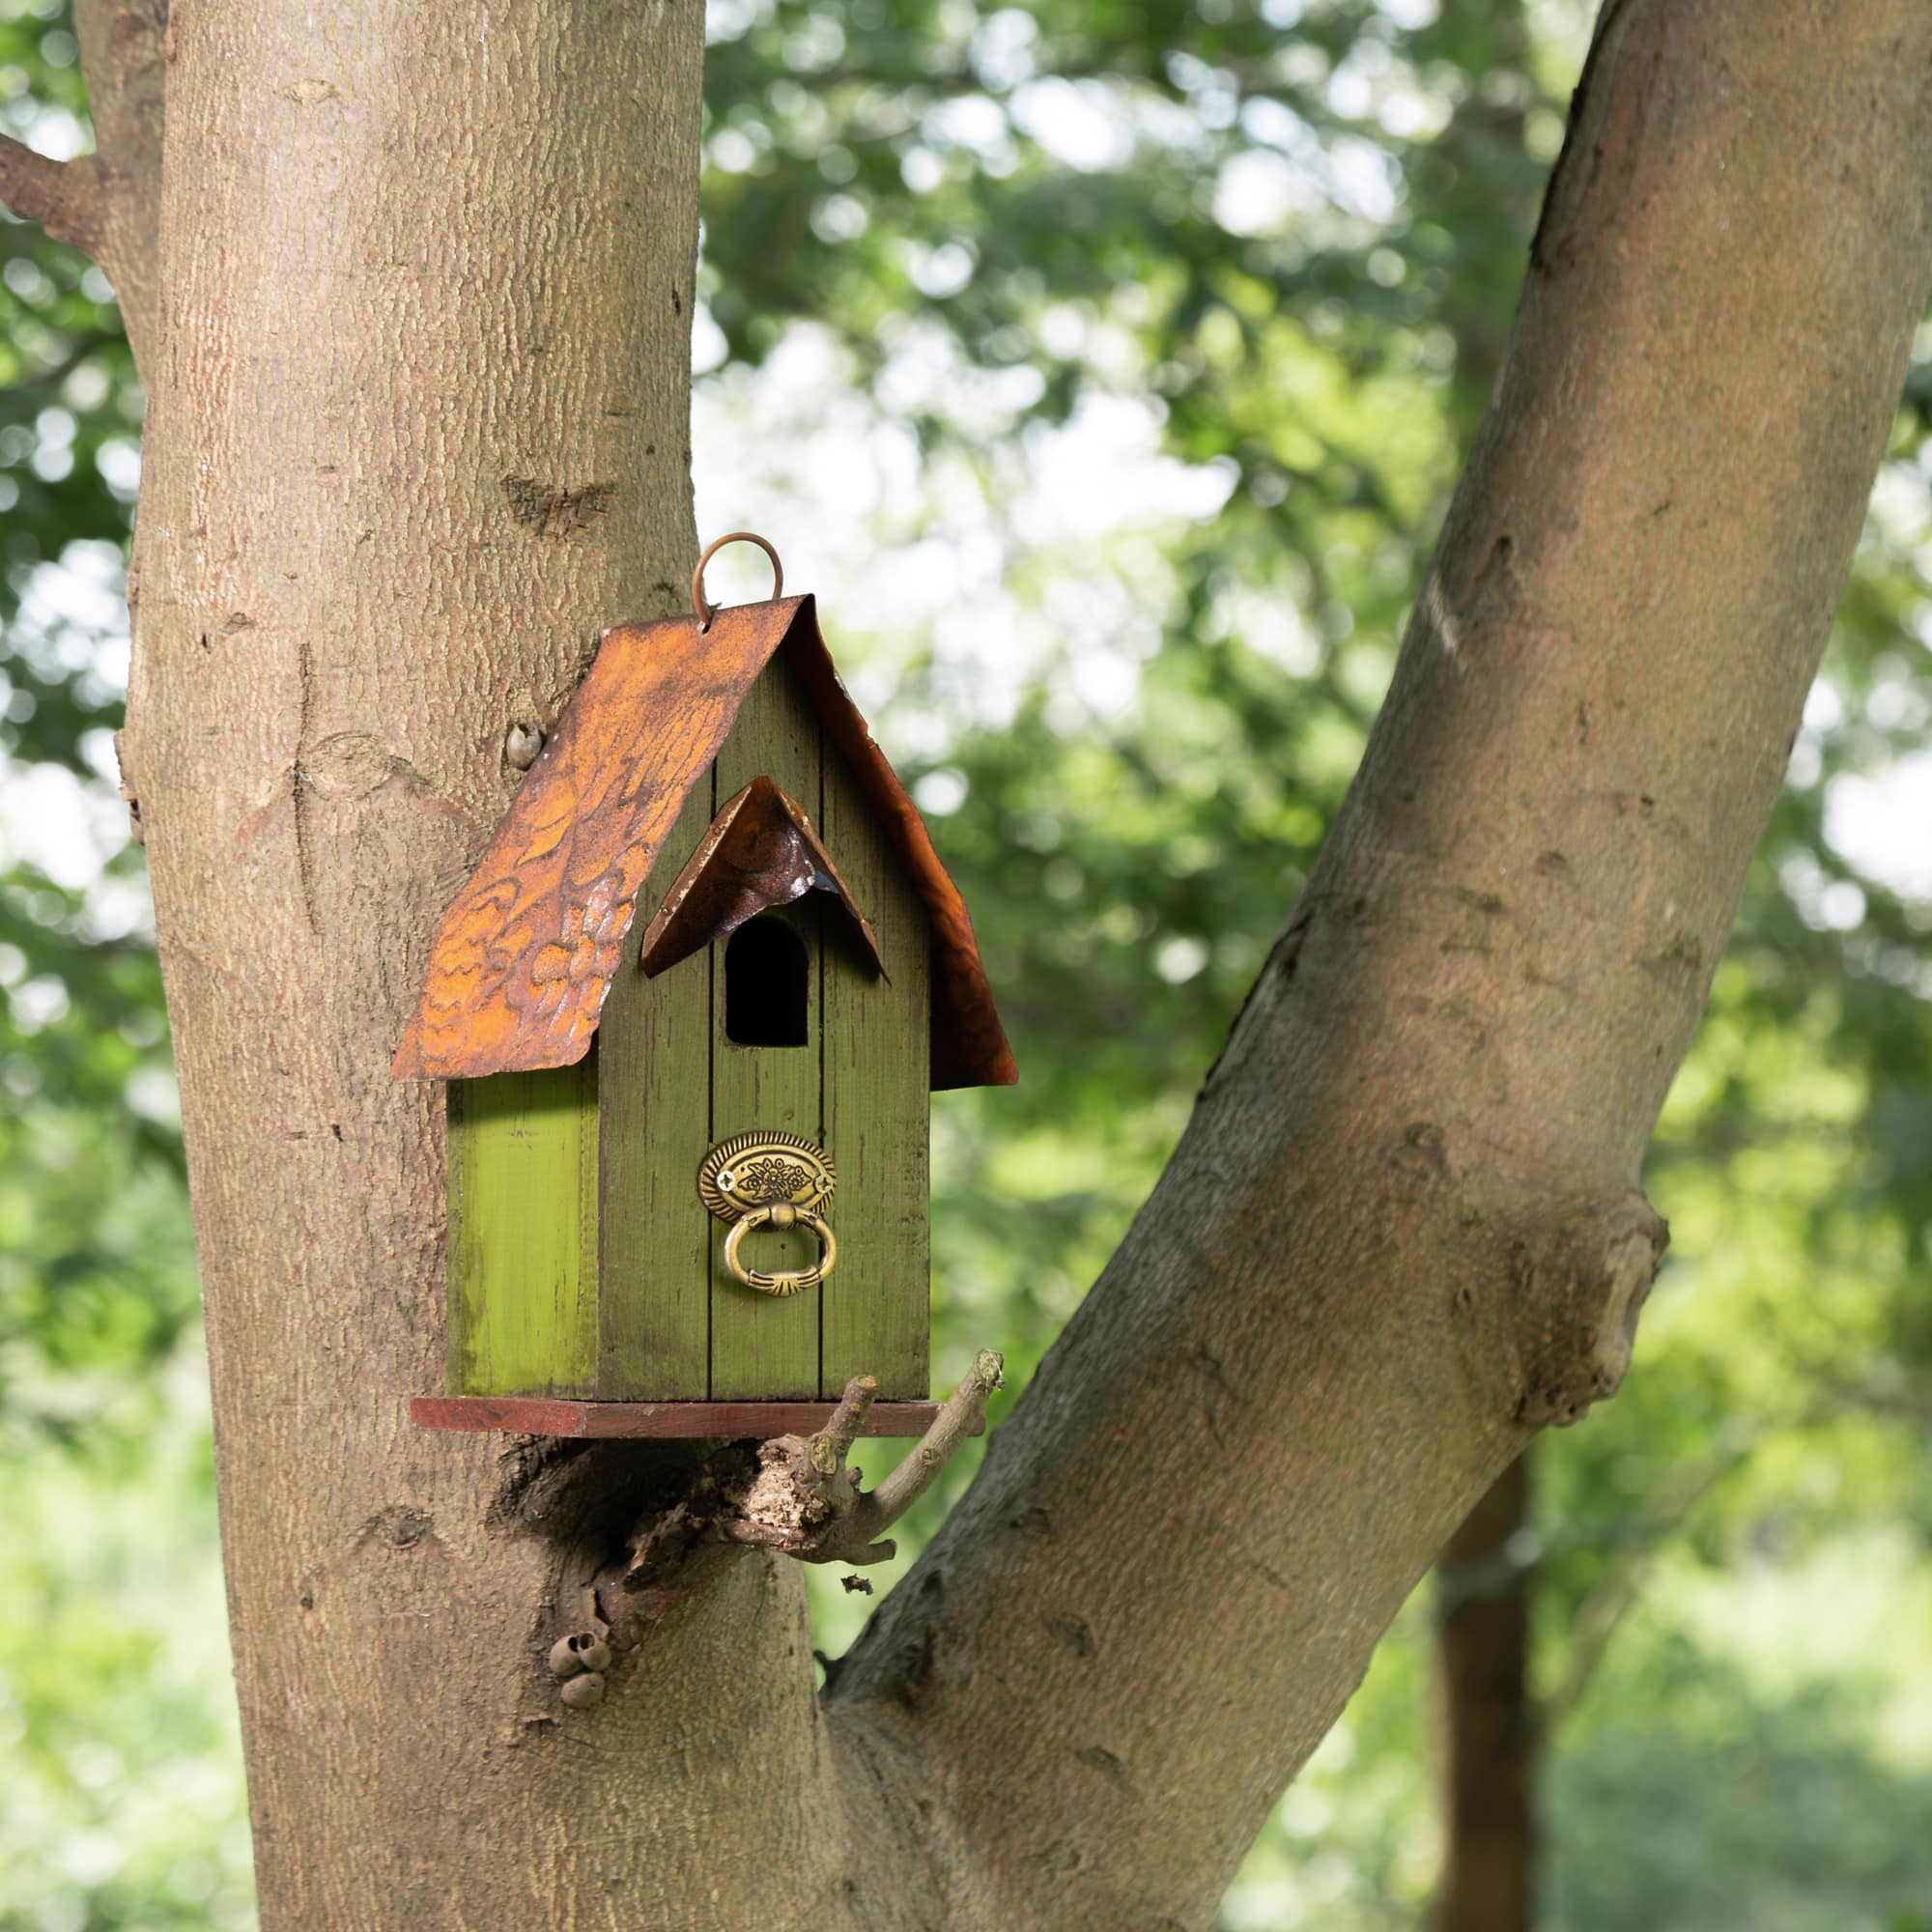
411, 1396, 972, 1440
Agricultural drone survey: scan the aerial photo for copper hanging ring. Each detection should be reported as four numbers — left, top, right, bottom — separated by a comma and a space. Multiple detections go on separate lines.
692, 531, 783, 632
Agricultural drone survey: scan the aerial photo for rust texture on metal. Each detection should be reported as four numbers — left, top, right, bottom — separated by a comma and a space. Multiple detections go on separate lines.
392, 593, 1016, 1090
408, 1394, 969, 1439
637, 776, 883, 980
780, 605, 1016, 1089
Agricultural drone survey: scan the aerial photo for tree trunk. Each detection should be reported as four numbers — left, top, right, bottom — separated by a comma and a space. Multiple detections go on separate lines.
1434, 1454, 1536, 1932
62, 0, 1932, 1926
116, 4, 854, 1925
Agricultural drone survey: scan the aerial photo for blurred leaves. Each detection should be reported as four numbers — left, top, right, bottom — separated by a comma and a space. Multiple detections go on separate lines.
3, 0, 1932, 1928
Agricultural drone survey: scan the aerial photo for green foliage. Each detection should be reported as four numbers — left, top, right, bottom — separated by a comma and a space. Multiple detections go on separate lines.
0, 1390, 253, 1930
4, 1, 1932, 1927
1546, 1537, 1932, 1932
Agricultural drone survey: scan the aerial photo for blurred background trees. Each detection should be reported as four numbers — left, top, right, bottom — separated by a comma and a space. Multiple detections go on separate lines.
2, 0, 1929, 1925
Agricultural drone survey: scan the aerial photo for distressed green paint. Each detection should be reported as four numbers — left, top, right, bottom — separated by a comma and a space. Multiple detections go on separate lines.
821, 735, 930, 1398
447, 657, 938, 1407
447, 1056, 599, 1396
596, 774, 716, 1399
708, 660, 823, 1399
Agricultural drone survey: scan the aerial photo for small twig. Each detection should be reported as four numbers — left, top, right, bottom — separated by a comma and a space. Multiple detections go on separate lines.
865, 1350, 1002, 1528
821, 1373, 878, 1462
718, 1351, 1005, 1568
0, 138, 106, 254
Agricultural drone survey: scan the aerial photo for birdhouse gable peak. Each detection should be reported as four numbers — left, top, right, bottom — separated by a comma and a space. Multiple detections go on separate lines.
391, 593, 1014, 1091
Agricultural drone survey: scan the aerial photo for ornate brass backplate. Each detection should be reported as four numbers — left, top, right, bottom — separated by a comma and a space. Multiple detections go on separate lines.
697, 1132, 839, 1297
697, 1131, 837, 1220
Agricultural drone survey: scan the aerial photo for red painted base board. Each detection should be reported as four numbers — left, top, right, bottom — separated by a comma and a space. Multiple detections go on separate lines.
411, 1395, 964, 1439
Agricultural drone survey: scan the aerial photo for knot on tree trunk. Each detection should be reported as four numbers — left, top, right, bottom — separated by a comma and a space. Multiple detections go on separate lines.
1507, 1190, 1667, 1428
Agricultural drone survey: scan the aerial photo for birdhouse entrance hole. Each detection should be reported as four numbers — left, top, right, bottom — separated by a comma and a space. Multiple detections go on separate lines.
397, 552, 1018, 1434
724, 915, 810, 1048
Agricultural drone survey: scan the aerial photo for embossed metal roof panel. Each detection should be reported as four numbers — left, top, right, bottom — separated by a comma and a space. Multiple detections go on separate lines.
637, 776, 885, 980
391, 595, 1015, 1090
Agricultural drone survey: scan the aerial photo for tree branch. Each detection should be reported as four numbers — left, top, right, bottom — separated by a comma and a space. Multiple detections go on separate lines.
0, 138, 106, 253
1535, 1372, 1923, 1734
719, 1353, 1005, 1566
72, 0, 167, 374
0, 2, 168, 376
1434, 1454, 1535, 1932
0, 3, 168, 375
827, 5, 1932, 1923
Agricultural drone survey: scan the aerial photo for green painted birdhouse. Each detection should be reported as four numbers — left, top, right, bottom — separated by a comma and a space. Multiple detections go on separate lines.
394, 541, 1014, 1439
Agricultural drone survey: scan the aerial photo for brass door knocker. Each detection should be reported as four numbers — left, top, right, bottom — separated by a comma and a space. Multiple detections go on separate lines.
698, 1131, 837, 1296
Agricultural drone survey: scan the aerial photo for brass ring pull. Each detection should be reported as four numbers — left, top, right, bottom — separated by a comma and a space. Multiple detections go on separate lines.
692, 531, 783, 632
722, 1201, 837, 1297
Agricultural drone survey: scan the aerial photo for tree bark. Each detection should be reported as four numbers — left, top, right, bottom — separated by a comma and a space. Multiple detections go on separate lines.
71, 0, 166, 371
1434, 1455, 1536, 1932
115, 5, 861, 1925
82, 1, 1932, 1928
831, 3, 1932, 1922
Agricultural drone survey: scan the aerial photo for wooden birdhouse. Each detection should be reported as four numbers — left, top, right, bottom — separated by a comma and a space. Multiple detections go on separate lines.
395, 536, 1015, 1438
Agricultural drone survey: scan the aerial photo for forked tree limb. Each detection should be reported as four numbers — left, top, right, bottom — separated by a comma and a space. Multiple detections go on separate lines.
827, 5, 1932, 1924
109, 0, 1932, 1923
721, 1354, 1006, 1567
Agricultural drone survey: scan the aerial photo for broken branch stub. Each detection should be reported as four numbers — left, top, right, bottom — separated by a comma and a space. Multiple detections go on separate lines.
720, 1352, 1005, 1568
1510, 1191, 1668, 1429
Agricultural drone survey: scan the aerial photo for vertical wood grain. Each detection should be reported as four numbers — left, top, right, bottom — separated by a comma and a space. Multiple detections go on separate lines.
596, 775, 714, 1399
821, 734, 930, 1398
447, 1059, 598, 1397
708, 659, 822, 1399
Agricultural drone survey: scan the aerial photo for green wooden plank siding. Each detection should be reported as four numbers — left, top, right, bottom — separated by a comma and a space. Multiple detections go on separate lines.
446, 1057, 599, 1397
445, 654, 936, 1409
820, 735, 930, 1398
596, 776, 716, 1399
708, 660, 824, 1399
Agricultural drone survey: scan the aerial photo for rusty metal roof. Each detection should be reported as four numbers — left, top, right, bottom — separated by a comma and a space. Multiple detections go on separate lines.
636, 776, 885, 981
391, 595, 1015, 1090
